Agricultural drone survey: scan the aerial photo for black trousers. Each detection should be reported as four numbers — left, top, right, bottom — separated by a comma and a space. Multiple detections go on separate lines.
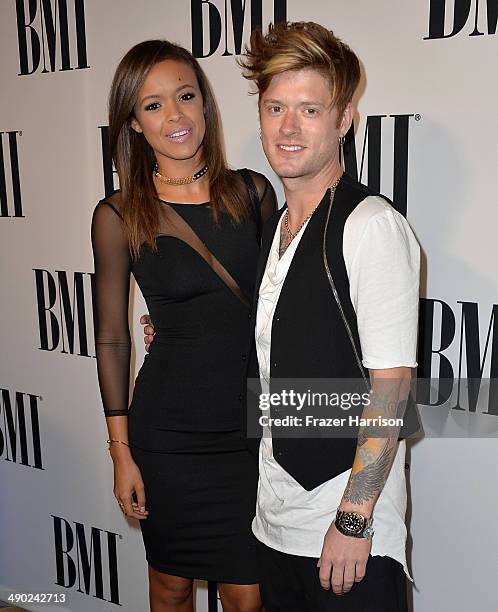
257, 541, 408, 612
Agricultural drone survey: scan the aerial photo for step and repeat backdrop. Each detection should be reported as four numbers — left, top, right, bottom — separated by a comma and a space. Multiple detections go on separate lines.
1, 1, 497, 611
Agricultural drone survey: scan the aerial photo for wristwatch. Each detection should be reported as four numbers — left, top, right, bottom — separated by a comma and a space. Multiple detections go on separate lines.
335, 510, 374, 539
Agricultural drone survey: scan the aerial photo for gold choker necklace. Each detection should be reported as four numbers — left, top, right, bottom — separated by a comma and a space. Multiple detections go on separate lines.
153, 163, 208, 186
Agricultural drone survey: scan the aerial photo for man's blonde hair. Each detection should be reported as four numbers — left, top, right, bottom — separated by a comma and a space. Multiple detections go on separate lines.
239, 22, 360, 122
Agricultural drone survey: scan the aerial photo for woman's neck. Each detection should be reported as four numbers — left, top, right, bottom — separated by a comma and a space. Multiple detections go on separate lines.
153, 152, 210, 203
154, 149, 205, 178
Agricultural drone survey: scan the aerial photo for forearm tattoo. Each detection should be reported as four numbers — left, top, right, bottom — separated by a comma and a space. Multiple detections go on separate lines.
343, 439, 395, 505
357, 429, 368, 448
342, 381, 405, 505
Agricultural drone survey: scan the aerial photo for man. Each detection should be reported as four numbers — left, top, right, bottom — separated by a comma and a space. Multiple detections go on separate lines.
145, 21, 420, 611
237, 22, 419, 612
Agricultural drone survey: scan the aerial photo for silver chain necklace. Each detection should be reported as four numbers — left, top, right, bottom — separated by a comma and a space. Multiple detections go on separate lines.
283, 176, 342, 241
284, 207, 315, 240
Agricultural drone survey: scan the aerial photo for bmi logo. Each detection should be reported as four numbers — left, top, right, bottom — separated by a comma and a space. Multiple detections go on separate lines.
0, 131, 23, 218
344, 114, 419, 217
15, 0, 90, 75
426, 0, 497, 38
98, 126, 118, 197
0, 388, 43, 469
34, 269, 95, 357
417, 299, 498, 415
52, 516, 121, 604
191, 0, 287, 58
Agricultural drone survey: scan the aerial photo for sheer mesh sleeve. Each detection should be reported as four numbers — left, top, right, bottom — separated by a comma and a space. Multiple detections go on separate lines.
248, 170, 278, 224
91, 197, 132, 417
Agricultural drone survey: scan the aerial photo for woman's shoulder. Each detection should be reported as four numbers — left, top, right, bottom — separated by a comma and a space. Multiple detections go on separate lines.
237, 167, 268, 182
91, 190, 127, 241
95, 189, 124, 220
233, 168, 278, 223
234, 168, 274, 199
91, 190, 130, 258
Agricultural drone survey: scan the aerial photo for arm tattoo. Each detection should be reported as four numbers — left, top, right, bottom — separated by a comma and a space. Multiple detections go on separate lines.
341, 375, 408, 505
357, 429, 368, 448
343, 439, 395, 505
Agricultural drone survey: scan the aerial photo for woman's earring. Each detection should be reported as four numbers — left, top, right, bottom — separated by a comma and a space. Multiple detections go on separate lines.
259, 128, 262, 142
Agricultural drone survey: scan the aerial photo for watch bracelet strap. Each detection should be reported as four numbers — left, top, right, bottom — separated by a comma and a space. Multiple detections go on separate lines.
335, 510, 374, 538
335, 521, 370, 538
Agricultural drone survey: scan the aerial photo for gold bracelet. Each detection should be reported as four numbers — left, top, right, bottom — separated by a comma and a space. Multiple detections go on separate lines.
107, 439, 130, 448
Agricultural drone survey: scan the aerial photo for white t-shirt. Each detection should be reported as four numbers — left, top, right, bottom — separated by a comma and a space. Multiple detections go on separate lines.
252, 194, 420, 581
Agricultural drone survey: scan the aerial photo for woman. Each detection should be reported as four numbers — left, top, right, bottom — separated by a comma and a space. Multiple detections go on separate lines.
91, 40, 276, 611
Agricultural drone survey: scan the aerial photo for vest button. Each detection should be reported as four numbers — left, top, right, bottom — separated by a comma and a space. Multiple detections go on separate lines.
242, 353, 247, 361
238, 394, 243, 401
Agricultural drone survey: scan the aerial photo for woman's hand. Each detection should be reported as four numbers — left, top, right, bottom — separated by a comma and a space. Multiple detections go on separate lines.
140, 314, 155, 353
112, 451, 149, 520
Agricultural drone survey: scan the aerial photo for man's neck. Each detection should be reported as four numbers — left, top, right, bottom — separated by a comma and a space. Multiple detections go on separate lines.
282, 162, 343, 218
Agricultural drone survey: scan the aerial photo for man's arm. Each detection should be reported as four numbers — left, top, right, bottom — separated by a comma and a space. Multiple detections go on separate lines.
318, 201, 419, 595
318, 367, 411, 595
340, 366, 411, 515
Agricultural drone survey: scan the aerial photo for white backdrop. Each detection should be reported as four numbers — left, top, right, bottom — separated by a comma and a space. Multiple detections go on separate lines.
1, 1, 497, 611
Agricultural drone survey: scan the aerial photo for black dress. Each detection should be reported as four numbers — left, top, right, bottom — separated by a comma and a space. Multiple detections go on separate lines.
91, 170, 276, 583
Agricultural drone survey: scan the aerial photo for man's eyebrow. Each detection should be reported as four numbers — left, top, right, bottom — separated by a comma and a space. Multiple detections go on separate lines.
299, 100, 325, 107
262, 98, 284, 105
140, 84, 196, 104
262, 98, 325, 107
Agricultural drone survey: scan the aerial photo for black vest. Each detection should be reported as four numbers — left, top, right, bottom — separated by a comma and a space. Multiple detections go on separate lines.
243, 174, 377, 490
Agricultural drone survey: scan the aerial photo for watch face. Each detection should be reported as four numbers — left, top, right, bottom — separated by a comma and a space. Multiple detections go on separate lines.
338, 512, 365, 534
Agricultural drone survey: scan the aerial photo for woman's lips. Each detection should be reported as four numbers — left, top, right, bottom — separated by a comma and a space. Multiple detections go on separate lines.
166, 127, 192, 143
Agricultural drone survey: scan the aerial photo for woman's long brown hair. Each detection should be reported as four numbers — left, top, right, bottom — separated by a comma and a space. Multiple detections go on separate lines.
108, 40, 247, 259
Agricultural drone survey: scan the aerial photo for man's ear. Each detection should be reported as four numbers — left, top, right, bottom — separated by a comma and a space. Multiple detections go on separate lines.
130, 116, 143, 133
339, 102, 354, 136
